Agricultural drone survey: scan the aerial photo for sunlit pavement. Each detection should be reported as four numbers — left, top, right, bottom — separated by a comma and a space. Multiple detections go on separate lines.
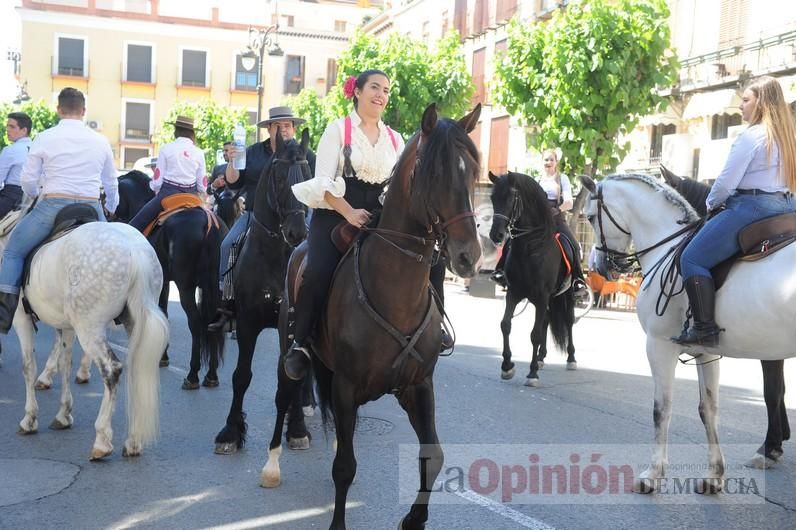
0, 281, 794, 529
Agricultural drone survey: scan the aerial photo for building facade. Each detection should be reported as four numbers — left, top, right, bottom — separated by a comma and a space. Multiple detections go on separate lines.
17, 0, 380, 168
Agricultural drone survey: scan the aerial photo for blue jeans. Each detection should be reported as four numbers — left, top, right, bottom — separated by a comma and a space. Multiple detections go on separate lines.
219, 210, 251, 289
129, 182, 198, 232
680, 193, 795, 279
0, 197, 105, 294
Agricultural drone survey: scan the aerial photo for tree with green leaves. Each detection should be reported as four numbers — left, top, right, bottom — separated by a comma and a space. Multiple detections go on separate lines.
0, 100, 59, 148
155, 100, 253, 170
493, 0, 678, 178
325, 30, 474, 138
282, 88, 335, 152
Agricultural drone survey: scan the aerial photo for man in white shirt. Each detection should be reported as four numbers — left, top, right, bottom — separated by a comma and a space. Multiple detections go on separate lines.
129, 115, 205, 232
0, 111, 33, 218
0, 87, 118, 333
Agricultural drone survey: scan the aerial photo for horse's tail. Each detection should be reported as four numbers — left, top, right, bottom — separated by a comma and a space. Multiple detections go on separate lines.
548, 290, 574, 352
125, 245, 170, 447
199, 217, 226, 368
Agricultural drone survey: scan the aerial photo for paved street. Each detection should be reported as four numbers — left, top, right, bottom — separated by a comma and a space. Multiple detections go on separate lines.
1, 282, 795, 529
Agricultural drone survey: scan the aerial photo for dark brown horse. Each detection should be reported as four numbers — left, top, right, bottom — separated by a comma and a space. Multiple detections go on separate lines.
261, 103, 482, 530
661, 164, 790, 467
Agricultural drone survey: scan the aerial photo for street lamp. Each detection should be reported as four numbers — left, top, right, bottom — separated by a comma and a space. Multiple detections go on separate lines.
241, 24, 284, 142
13, 81, 30, 105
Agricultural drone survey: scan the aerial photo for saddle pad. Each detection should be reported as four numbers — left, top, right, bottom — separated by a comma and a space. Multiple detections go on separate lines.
737, 211, 796, 260
143, 193, 217, 238
331, 220, 362, 254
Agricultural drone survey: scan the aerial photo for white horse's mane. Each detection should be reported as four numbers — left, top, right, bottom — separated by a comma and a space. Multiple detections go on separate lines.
603, 173, 700, 223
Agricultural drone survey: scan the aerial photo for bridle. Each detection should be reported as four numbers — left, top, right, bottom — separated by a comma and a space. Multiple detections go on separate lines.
250, 156, 309, 245
492, 189, 548, 244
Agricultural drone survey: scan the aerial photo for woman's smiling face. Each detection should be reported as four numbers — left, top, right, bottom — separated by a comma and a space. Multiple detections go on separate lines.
355, 74, 390, 117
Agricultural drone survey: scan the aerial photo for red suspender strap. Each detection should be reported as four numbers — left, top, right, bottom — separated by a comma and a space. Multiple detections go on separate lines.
344, 116, 352, 149
386, 127, 398, 151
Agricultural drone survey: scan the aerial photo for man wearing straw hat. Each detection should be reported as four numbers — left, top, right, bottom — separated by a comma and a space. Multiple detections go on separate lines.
207, 106, 314, 331
129, 116, 205, 231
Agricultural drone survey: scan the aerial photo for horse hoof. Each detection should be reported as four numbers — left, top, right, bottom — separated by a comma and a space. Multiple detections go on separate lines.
397, 515, 424, 530
159, 358, 169, 368
49, 417, 72, 430
75, 376, 89, 385
260, 472, 281, 488
500, 368, 515, 380
302, 405, 315, 417
214, 442, 239, 455
524, 378, 540, 387
566, 361, 577, 371
202, 377, 220, 388
745, 453, 779, 469
35, 380, 51, 390
90, 447, 112, 461
288, 436, 310, 450
122, 445, 141, 458
182, 378, 200, 390
17, 425, 37, 435
696, 478, 722, 495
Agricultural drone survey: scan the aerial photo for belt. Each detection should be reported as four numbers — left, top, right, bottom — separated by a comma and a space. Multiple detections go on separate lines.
163, 180, 197, 190
43, 193, 98, 201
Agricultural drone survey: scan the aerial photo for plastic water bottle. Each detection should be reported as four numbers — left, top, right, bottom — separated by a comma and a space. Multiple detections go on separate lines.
233, 123, 246, 170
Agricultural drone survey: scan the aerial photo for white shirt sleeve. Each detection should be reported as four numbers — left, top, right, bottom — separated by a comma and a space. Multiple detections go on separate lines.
20, 137, 44, 198
706, 128, 760, 210
151, 144, 167, 193
100, 141, 119, 213
292, 120, 346, 209
559, 174, 573, 212
0, 148, 11, 189
196, 149, 206, 192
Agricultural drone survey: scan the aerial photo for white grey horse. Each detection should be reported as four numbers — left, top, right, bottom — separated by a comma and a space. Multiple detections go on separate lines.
582, 174, 796, 494
8, 220, 168, 459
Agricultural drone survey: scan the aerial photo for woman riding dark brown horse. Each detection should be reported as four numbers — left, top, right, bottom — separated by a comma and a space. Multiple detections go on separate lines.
261, 103, 483, 530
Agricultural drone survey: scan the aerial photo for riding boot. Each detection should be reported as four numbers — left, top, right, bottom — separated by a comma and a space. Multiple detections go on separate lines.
207, 297, 235, 332
490, 246, 509, 288
672, 276, 721, 346
0, 291, 19, 334
284, 283, 316, 381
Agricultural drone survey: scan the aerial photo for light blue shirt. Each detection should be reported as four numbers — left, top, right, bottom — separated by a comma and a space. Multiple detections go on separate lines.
0, 136, 32, 188
707, 124, 789, 210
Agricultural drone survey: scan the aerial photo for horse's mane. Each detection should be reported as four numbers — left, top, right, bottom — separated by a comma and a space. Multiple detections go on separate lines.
508, 171, 556, 238
603, 173, 700, 223
401, 118, 480, 222
118, 169, 151, 187
265, 138, 308, 214
671, 176, 709, 217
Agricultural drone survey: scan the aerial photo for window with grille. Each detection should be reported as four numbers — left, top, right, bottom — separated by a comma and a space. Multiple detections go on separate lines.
182, 49, 207, 87
326, 58, 338, 94
125, 101, 151, 140
123, 147, 149, 169
58, 37, 85, 77
650, 123, 676, 159
235, 55, 258, 91
285, 55, 305, 95
710, 114, 742, 140
126, 44, 152, 83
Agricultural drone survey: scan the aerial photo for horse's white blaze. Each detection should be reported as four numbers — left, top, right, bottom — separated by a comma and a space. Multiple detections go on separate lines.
589, 175, 796, 492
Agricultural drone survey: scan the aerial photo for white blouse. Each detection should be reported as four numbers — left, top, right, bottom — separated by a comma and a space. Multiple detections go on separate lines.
292, 111, 404, 210
538, 173, 573, 212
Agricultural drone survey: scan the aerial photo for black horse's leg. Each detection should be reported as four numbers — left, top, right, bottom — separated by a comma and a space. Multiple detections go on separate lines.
537, 315, 549, 369
301, 372, 317, 413
260, 359, 305, 486
214, 313, 260, 453
158, 280, 170, 367
757, 360, 786, 464
526, 303, 547, 387
565, 292, 577, 369
178, 287, 203, 389
500, 290, 522, 380
397, 378, 442, 530
329, 375, 359, 530
285, 370, 311, 449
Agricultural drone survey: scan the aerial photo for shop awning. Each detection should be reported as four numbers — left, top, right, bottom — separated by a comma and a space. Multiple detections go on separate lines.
682, 89, 742, 120
639, 104, 682, 127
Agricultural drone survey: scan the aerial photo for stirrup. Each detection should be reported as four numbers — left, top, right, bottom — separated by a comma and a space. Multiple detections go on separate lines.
207, 308, 234, 332
284, 343, 311, 381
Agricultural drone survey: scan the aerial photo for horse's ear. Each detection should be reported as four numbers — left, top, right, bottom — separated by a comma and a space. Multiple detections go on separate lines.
300, 128, 310, 151
580, 175, 597, 194
458, 103, 481, 134
659, 164, 680, 186
488, 171, 498, 184
421, 103, 438, 136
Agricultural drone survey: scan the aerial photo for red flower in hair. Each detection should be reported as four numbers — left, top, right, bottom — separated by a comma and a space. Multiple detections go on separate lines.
343, 75, 357, 100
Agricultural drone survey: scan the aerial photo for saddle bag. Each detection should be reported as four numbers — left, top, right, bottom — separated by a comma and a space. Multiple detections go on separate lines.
331, 220, 361, 254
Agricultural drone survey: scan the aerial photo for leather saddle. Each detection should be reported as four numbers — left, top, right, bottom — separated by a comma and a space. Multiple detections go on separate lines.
142, 193, 218, 238
23, 203, 99, 287
712, 211, 796, 288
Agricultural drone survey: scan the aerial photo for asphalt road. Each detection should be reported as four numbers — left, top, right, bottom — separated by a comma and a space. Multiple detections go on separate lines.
0, 282, 794, 529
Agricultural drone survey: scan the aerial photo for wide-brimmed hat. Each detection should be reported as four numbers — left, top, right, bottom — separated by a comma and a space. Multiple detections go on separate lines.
144, 157, 157, 168
256, 106, 306, 128
171, 115, 195, 131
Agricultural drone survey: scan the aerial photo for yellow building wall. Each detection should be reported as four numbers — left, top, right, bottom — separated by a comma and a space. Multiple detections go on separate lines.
21, 18, 262, 166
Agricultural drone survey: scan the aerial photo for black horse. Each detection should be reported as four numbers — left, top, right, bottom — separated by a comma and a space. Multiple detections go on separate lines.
212, 187, 243, 230
213, 131, 313, 455
116, 170, 226, 389
488, 171, 579, 387
261, 104, 482, 530
660, 164, 790, 466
